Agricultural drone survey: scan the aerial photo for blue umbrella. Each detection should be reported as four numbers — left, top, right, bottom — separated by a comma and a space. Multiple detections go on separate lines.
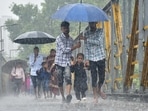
51, 3, 108, 22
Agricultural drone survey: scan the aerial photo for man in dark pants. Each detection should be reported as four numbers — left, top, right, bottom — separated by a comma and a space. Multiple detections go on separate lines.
29, 47, 43, 98
55, 21, 81, 103
79, 22, 107, 103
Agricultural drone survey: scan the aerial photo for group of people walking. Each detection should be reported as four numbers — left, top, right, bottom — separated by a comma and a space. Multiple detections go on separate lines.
54, 21, 106, 104
29, 47, 59, 99
11, 21, 107, 104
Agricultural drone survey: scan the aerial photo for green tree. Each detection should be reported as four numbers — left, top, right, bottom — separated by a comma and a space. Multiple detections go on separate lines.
5, 3, 48, 59
5, 0, 110, 60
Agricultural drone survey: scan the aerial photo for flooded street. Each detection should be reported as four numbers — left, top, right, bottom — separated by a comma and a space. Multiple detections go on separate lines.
0, 94, 147, 111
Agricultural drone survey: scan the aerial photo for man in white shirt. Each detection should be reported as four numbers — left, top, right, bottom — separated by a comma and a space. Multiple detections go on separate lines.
29, 46, 43, 98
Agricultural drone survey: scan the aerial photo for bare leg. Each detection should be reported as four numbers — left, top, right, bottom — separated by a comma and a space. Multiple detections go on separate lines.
34, 87, 38, 98
98, 86, 107, 99
65, 84, 72, 103
66, 84, 71, 95
47, 90, 49, 98
59, 86, 65, 101
54, 94, 56, 99
49, 87, 52, 98
38, 84, 41, 98
43, 91, 46, 99
93, 87, 98, 103
37, 87, 41, 98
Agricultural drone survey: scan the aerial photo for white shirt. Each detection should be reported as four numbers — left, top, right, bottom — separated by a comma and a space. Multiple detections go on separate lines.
29, 53, 43, 76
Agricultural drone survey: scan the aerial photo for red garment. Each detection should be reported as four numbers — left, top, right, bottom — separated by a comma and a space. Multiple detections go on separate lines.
25, 76, 30, 90
47, 54, 59, 96
50, 70, 59, 95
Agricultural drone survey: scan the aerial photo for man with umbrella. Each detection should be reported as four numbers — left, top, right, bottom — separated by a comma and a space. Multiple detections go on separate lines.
55, 21, 81, 103
79, 22, 107, 103
52, 1, 108, 104
29, 46, 43, 98
13, 30, 55, 98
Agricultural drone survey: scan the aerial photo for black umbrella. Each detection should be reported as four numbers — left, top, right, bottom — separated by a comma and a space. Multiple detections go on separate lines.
13, 31, 56, 44
2, 59, 28, 74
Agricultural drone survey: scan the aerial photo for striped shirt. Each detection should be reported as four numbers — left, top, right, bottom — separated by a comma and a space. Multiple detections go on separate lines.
84, 28, 105, 61
55, 33, 74, 67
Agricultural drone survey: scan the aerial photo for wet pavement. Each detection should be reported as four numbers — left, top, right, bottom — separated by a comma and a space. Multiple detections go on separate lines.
0, 94, 147, 111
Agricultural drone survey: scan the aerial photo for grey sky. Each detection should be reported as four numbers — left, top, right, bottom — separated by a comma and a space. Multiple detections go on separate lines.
0, 0, 44, 18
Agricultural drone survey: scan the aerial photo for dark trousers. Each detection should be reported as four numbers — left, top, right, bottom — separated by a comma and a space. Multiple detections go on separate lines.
30, 76, 41, 89
75, 89, 86, 100
13, 78, 23, 96
89, 59, 105, 89
31, 76, 42, 97
42, 79, 49, 92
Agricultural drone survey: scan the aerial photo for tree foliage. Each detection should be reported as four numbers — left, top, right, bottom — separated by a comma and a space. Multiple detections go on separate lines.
5, 0, 110, 59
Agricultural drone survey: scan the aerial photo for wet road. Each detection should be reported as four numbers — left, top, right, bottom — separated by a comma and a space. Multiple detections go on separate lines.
0, 94, 147, 111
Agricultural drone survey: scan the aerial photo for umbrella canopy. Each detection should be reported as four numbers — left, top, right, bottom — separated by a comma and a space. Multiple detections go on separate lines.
13, 31, 56, 44
2, 59, 28, 74
51, 3, 108, 22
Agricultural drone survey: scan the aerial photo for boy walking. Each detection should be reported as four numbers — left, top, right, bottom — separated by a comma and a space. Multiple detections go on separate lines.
37, 61, 51, 99
71, 53, 88, 102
